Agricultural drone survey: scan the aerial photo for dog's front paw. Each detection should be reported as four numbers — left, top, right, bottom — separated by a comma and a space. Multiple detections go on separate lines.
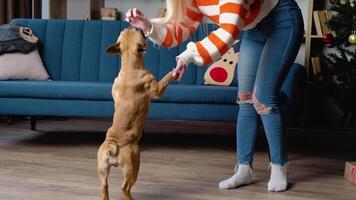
168, 71, 178, 80
143, 74, 155, 83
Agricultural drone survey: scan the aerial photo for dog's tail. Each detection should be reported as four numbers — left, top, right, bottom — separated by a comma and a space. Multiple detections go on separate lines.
98, 139, 119, 167
107, 141, 119, 156
106, 141, 119, 167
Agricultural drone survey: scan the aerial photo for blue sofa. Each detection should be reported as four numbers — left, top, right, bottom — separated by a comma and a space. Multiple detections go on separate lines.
0, 19, 306, 129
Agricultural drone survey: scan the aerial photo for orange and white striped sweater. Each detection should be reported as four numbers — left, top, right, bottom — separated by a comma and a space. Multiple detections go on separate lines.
148, 0, 279, 66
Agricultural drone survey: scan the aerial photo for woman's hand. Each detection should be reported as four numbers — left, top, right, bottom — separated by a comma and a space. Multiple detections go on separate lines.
173, 58, 187, 81
125, 8, 152, 34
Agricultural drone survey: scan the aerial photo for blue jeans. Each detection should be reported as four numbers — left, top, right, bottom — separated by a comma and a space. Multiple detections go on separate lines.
236, 0, 303, 166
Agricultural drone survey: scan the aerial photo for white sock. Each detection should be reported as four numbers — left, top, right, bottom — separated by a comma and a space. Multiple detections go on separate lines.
218, 164, 253, 189
268, 163, 288, 192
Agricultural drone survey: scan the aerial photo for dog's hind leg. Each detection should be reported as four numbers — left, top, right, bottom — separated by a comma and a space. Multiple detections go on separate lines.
98, 141, 118, 200
119, 143, 140, 200
98, 163, 110, 200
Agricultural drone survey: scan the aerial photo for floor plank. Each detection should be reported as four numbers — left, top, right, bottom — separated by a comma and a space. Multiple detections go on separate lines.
0, 118, 356, 200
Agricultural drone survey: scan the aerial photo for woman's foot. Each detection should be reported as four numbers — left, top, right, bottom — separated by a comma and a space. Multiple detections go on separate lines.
218, 164, 253, 189
268, 163, 288, 192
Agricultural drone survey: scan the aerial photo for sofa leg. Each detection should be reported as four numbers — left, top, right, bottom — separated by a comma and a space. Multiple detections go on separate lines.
30, 117, 37, 131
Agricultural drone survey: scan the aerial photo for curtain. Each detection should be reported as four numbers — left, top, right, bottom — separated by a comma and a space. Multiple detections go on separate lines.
0, 0, 33, 24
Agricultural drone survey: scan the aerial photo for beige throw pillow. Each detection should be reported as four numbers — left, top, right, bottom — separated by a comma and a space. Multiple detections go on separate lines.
0, 49, 50, 80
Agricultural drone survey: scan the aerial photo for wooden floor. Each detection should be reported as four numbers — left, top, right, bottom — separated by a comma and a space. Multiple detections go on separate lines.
0, 118, 356, 200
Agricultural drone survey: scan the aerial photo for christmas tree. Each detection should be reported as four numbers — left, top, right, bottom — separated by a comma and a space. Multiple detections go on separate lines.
320, 0, 356, 126
321, 47, 356, 126
325, 0, 356, 46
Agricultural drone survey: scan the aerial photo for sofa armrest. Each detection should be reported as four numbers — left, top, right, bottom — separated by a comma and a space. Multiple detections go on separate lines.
280, 63, 307, 126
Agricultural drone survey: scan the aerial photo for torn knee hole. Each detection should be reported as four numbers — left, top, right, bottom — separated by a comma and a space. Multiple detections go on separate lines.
252, 93, 271, 115
236, 92, 253, 104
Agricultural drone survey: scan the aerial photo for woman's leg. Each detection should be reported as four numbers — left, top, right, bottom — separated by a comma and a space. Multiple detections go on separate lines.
252, 2, 304, 191
236, 32, 265, 166
219, 30, 265, 189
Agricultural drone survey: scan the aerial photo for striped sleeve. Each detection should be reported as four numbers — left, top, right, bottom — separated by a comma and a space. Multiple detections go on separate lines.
148, 0, 204, 48
178, 0, 256, 66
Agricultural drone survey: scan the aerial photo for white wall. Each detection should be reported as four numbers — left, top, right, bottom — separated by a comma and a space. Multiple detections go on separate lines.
295, 0, 308, 32
67, 0, 89, 19
42, 0, 49, 19
294, 0, 308, 65
105, 0, 165, 19
61, 0, 164, 20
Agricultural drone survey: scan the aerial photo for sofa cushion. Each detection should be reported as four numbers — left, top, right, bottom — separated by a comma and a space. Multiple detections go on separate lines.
0, 80, 238, 104
0, 81, 112, 100
159, 85, 238, 105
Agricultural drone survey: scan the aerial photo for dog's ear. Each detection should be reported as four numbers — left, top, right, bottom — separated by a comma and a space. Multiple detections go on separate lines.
106, 43, 121, 55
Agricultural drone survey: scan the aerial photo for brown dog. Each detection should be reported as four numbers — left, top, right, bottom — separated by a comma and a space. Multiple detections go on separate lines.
97, 28, 175, 200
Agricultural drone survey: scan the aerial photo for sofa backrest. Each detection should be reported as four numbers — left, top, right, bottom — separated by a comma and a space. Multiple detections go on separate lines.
12, 19, 242, 85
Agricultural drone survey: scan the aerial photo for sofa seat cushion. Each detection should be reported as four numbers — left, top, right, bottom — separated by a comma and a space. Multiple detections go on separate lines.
0, 81, 239, 104
0, 81, 113, 100
158, 85, 238, 105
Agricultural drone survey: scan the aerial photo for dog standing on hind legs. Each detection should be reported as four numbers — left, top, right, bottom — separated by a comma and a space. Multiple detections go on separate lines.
97, 28, 175, 200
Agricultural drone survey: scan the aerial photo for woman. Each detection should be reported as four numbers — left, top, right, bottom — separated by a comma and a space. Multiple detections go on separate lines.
126, 0, 303, 192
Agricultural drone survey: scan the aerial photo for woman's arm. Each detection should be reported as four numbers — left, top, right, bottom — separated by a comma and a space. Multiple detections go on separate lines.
148, 1, 204, 48
178, 1, 252, 66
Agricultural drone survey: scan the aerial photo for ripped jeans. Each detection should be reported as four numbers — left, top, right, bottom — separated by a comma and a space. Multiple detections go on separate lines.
236, 0, 303, 166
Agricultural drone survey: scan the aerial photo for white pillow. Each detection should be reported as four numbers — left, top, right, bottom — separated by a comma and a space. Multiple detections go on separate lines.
0, 49, 50, 80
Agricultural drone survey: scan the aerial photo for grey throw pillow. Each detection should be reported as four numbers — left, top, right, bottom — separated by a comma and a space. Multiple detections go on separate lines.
0, 49, 50, 80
